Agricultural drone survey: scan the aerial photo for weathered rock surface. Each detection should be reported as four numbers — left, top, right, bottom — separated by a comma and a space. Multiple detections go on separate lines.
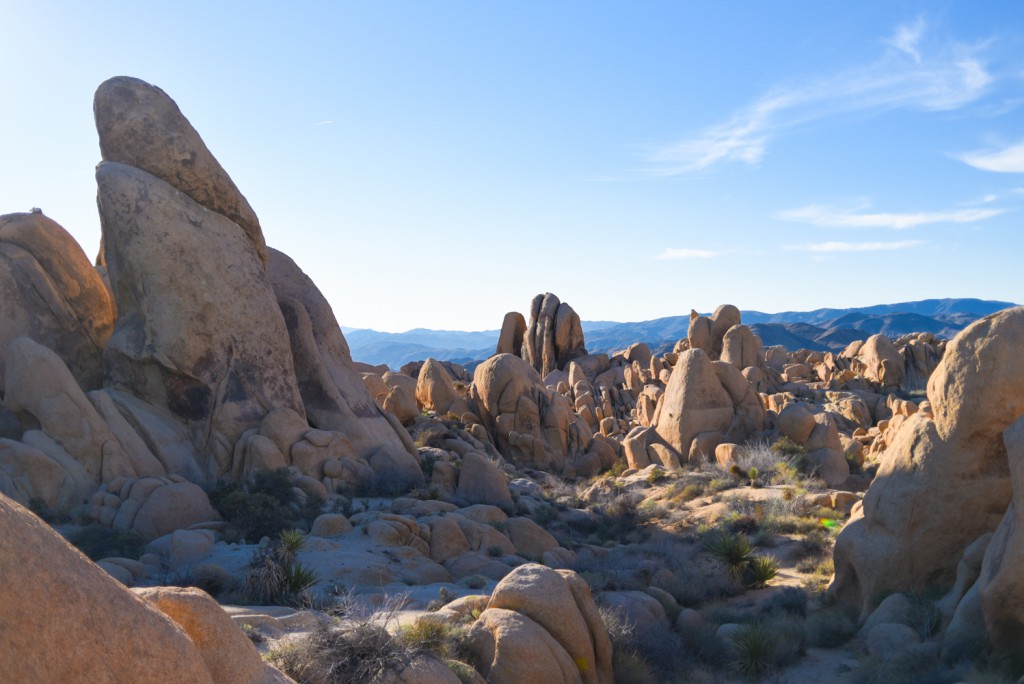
496, 311, 527, 356
472, 353, 590, 474
97, 161, 305, 462
94, 76, 267, 264
831, 307, 1024, 617
0, 211, 115, 392
0, 493, 220, 683
652, 349, 764, 463
471, 564, 612, 684
135, 586, 291, 684
268, 248, 418, 464
522, 293, 587, 378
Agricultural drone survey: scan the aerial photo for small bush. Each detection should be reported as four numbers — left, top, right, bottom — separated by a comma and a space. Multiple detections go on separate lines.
396, 618, 470, 662
240, 622, 265, 644
702, 530, 753, 580
67, 525, 145, 560
245, 531, 320, 605
210, 468, 307, 542
760, 587, 808, 617
462, 574, 487, 590
744, 555, 780, 589
486, 545, 504, 558
804, 606, 857, 647
612, 648, 656, 684
771, 436, 806, 458
730, 622, 777, 678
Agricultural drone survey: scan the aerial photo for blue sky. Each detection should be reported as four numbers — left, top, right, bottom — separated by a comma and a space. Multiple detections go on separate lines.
2, 1, 1023, 331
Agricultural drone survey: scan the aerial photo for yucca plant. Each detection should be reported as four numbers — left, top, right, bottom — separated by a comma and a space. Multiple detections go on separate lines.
744, 555, 780, 589
730, 622, 777, 678
281, 559, 321, 596
702, 530, 754, 580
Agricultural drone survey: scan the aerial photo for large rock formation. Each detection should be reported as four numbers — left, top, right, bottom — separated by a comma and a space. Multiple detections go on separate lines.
471, 353, 594, 474
94, 76, 267, 264
468, 564, 613, 684
0, 211, 115, 392
651, 349, 765, 463
267, 248, 418, 463
0, 492, 288, 683
521, 293, 587, 378
97, 160, 305, 463
831, 307, 1024, 618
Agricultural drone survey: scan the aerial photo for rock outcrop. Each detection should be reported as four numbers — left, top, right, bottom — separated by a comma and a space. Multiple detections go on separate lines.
468, 564, 613, 684
651, 349, 765, 464
471, 353, 593, 474
831, 307, 1024, 618
0, 492, 287, 683
0, 211, 115, 392
94, 76, 267, 264
521, 293, 587, 378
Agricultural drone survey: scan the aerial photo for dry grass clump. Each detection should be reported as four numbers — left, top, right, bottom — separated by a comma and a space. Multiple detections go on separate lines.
269, 591, 477, 684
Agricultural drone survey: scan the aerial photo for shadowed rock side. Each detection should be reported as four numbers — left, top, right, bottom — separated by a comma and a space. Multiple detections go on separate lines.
267, 248, 418, 463
831, 307, 1024, 619
522, 293, 587, 378
94, 76, 267, 264
96, 161, 305, 472
0, 493, 290, 683
0, 212, 114, 392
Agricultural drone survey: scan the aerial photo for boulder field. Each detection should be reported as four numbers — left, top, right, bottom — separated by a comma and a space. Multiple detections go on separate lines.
2, 74, 1021, 682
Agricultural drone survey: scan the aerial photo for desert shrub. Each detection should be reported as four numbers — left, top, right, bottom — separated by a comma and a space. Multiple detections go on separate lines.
240, 622, 265, 644
396, 618, 471, 662
67, 524, 145, 560
702, 530, 753, 580
427, 586, 457, 612
461, 574, 487, 590
744, 555, 780, 589
759, 587, 808, 617
486, 544, 504, 558
210, 468, 308, 542
804, 605, 857, 647
612, 648, 656, 684
245, 531, 320, 605
730, 622, 777, 678
771, 436, 806, 458
608, 459, 627, 477
906, 592, 943, 638
677, 622, 730, 668
645, 468, 669, 485
761, 613, 806, 667
269, 595, 411, 683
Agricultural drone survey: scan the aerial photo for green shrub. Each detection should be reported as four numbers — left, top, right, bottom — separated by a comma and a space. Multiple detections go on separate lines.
702, 530, 753, 580
612, 648, 655, 684
67, 525, 145, 560
771, 436, 806, 458
210, 468, 307, 542
804, 606, 857, 647
760, 587, 808, 617
730, 622, 777, 678
744, 555, 780, 589
397, 618, 470, 662
245, 530, 320, 605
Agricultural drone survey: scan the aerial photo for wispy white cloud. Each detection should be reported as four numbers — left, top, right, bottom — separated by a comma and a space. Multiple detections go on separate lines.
647, 19, 994, 174
654, 247, 724, 260
788, 240, 924, 253
314, 120, 334, 126
778, 204, 1004, 229
887, 16, 926, 63
957, 140, 1024, 172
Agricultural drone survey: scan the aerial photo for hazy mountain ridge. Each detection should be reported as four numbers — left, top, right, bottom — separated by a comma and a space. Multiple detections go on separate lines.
345, 298, 1018, 368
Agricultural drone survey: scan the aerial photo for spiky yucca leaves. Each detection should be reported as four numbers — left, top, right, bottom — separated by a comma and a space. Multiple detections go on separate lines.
744, 555, 780, 589
702, 531, 754, 580
730, 623, 777, 678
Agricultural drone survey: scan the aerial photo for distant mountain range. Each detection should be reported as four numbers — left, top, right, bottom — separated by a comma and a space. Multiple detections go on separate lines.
344, 298, 1018, 369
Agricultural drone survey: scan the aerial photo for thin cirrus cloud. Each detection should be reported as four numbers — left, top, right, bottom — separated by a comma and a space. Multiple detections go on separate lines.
957, 140, 1024, 173
788, 240, 923, 253
777, 204, 1004, 229
654, 247, 724, 260
646, 18, 993, 174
